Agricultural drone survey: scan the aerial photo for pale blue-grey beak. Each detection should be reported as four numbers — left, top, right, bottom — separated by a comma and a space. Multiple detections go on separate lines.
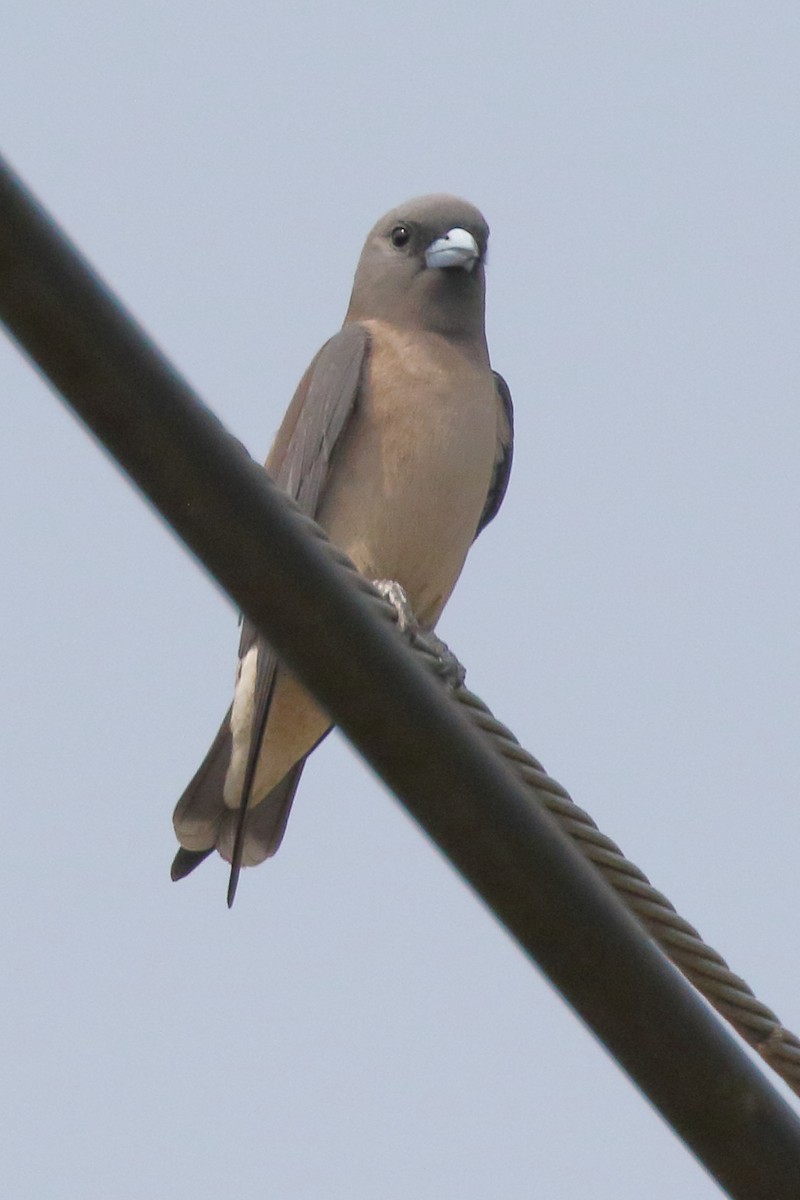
425, 227, 480, 271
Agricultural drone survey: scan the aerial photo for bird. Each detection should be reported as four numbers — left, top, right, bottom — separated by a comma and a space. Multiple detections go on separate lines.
171, 194, 514, 904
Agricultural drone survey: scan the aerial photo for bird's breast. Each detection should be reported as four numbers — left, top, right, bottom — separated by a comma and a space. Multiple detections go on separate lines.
317, 321, 497, 627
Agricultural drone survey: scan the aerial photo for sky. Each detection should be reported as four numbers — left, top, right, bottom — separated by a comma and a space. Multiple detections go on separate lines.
1, 3, 799, 1196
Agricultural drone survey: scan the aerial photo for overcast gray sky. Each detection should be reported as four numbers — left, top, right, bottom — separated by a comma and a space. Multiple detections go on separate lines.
2, 3, 799, 1196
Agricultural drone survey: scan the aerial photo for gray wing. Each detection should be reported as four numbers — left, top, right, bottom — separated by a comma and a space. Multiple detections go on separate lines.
173, 324, 371, 894
475, 371, 514, 539
236, 322, 371, 660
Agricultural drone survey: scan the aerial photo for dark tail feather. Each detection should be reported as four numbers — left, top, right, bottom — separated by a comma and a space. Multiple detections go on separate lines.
227, 664, 280, 908
219, 736, 329, 896
171, 706, 232, 883
244, 726, 331, 861
171, 846, 215, 881
245, 758, 307, 858
225, 757, 304, 907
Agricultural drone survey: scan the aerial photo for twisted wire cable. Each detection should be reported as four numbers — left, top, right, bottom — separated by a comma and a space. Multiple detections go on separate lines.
289, 505, 800, 1099
449, 685, 800, 1095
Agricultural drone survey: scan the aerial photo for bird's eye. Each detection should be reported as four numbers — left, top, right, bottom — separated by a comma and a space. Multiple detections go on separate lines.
390, 224, 411, 248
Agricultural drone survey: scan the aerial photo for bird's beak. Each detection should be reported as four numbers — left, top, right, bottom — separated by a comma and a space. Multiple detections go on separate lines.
425, 227, 480, 272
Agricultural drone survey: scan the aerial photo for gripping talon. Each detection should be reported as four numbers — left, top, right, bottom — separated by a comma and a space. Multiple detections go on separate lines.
372, 579, 417, 633
410, 629, 467, 689
372, 578, 466, 689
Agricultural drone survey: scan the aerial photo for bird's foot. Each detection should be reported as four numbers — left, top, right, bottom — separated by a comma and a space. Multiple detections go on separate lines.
372, 579, 466, 690
373, 579, 417, 632
413, 628, 467, 689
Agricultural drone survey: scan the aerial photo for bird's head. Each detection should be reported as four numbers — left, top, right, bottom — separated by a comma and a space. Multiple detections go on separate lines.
345, 194, 490, 353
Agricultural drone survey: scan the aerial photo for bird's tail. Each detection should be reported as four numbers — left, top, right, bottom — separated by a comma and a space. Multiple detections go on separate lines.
170, 709, 309, 884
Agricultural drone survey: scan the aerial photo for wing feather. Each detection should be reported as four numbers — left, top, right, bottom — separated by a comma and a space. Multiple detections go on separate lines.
474, 371, 514, 539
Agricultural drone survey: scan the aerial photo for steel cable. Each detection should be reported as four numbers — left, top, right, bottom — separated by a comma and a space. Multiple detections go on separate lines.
291, 505, 800, 1099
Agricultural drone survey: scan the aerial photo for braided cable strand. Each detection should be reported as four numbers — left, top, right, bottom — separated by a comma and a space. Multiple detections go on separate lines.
288, 506, 800, 1098
450, 687, 800, 1093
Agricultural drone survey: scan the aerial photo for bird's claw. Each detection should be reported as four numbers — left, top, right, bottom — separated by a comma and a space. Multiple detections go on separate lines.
411, 629, 467, 689
373, 579, 418, 633
372, 579, 467, 690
